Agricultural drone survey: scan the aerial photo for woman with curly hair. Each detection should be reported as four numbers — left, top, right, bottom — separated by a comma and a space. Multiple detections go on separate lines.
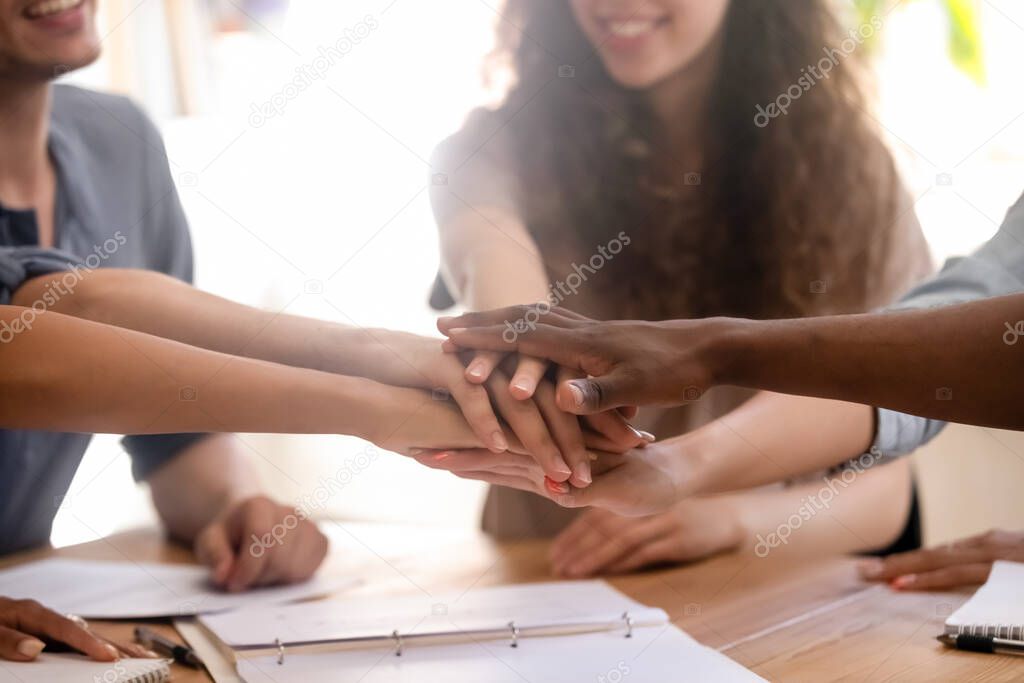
428, 0, 933, 575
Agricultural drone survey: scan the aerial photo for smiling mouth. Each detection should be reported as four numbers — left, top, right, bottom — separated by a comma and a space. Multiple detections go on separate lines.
24, 0, 84, 20
598, 16, 670, 40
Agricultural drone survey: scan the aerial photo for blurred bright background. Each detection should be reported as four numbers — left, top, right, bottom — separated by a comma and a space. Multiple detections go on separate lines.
52, 0, 1024, 547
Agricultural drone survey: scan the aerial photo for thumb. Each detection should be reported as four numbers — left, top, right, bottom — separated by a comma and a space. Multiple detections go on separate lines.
194, 519, 236, 587
557, 370, 637, 414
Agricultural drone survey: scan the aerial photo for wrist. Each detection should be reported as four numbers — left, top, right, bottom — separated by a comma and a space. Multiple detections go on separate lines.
688, 317, 759, 387
654, 433, 708, 501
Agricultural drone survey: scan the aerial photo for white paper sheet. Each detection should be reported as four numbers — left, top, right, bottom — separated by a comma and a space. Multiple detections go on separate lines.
0, 654, 170, 683
236, 625, 764, 682
201, 580, 667, 648
946, 560, 1024, 635
0, 558, 357, 618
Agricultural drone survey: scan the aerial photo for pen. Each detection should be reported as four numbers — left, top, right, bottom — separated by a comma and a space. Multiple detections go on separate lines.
134, 626, 203, 668
937, 633, 1024, 657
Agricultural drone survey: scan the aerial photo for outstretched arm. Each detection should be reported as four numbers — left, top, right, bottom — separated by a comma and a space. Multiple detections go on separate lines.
0, 305, 481, 455
12, 268, 642, 480
439, 295, 1024, 431
13, 268, 510, 451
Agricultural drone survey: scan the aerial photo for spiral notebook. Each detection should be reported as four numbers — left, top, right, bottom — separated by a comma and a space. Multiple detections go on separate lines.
0, 655, 170, 683
199, 580, 764, 682
944, 560, 1024, 639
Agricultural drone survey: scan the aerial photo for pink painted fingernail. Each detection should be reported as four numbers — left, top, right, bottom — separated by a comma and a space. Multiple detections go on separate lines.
434, 452, 451, 461
544, 477, 569, 494
638, 430, 656, 442
891, 574, 916, 589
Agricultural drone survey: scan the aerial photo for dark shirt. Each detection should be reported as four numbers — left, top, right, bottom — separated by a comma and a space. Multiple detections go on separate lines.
0, 84, 208, 555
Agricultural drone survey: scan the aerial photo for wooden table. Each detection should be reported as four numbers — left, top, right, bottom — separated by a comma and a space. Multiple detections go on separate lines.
2, 523, 1018, 682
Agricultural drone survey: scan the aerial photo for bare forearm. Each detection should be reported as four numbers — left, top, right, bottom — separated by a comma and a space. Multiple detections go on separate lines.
0, 305, 390, 438
716, 295, 1024, 429
438, 210, 549, 308
726, 458, 912, 556
13, 269, 442, 387
675, 392, 875, 495
148, 434, 262, 541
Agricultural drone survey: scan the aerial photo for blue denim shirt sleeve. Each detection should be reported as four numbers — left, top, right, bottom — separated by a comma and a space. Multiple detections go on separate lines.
871, 192, 1024, 458
0, 245, 86, 305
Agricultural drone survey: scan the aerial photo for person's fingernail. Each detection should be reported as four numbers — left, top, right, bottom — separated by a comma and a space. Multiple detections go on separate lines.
491, 431, 509, 452
567, 382, 586, 408
544, 476, 569, 494
408, 448, 425, 457
891, 574, 916, 589
553, 458, 573, 478
857, 558, 883, 579
448, 327, 467, 335
625, 425, 647, 442
17, 638, 45, 658
104, 644, 120, 660
434, 452, 451, 461
437, 316, 454, 328
467, 361, 486, 379
142, 649, 161, 659
638, 430, 656, 442
589, 452, 598, 461
511, 379, 535, 396
574, 461, 592, 485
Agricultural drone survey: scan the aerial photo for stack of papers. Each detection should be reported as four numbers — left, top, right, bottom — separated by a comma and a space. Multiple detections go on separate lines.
0, 558, 356, 618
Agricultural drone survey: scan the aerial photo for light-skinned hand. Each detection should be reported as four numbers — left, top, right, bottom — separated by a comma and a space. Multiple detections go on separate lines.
194, 495, 329, 593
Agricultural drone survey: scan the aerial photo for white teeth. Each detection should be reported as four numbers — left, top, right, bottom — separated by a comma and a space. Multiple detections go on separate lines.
608, 20, 656, 38
25, 0, 83, 19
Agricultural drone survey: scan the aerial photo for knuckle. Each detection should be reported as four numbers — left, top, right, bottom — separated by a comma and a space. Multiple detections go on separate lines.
15, 599, 43, 615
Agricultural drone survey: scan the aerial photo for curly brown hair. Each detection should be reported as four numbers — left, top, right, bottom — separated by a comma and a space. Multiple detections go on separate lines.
488, 0, 918, 320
